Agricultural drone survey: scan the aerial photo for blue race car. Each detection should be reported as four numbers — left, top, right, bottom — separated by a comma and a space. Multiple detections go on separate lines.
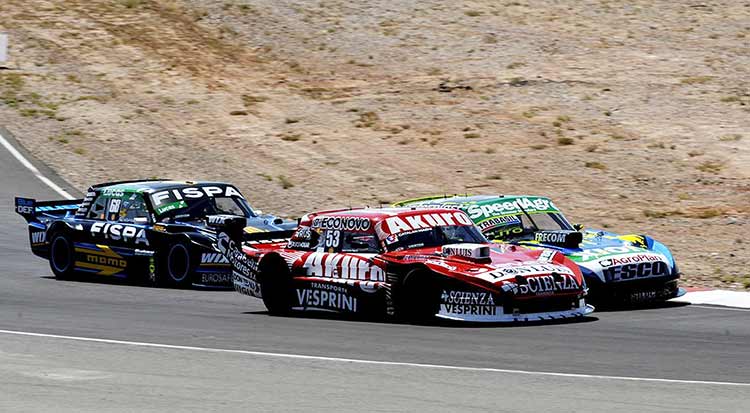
15, 179, 295, 288
395, 195, 686, 305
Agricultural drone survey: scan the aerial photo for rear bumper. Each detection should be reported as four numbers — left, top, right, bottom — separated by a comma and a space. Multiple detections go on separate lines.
436, 300, 594, 322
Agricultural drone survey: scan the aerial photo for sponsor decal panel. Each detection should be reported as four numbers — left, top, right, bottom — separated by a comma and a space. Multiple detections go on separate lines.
295, 282, 358, 312
312, 216, 371, 231
602, 260, 670, 282
155, 200, 188, 215
377, 211, 473, 237
439, 290, 498, 316
74, 244, 128, 276
477, 215, 521, 231
535, 232, 569, 244
16, 198, 34, 215
571, 245, 644, 262
201, 252, 230, 265
90, 222, 149, 246
233, 272, 261, 297
31, 231, 46, 245
200, 273, 232, 284
302, 252, 385, 281
467, 197, 559, 220
443, 245, 489, 258
150, 185, 243, 207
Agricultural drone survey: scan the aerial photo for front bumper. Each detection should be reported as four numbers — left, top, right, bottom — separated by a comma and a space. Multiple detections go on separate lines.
587, 278, 682, 305
436, 299, 594, 322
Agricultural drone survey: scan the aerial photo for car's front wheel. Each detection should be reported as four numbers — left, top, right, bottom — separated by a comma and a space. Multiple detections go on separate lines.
259, 256, 293, 315
396, 268, 441, 324
48, 232, 76, 280
156, 241, 195, 288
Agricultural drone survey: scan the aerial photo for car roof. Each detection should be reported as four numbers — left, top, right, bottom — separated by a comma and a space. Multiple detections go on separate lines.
316, 207, 463, 220
93, 180, 234, 193
398, 194, 553, 205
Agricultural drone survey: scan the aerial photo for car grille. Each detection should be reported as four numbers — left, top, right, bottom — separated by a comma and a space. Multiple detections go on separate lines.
503, 296, 579, 315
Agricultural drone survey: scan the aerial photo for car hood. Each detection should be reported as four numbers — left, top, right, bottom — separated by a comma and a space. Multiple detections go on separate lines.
173, 215, 296, 233
384, 244, 585, 298
516, 230, 676, 283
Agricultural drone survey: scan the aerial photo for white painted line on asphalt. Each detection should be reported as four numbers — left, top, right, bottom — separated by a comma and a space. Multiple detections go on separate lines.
691, 305, 750, 312
673, 290, 750, 309
0, 328, 748, 387
0, 129, 74, 200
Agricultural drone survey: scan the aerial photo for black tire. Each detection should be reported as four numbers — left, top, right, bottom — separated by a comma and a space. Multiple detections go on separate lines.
396, 269, 441, 324
259, 256, 293, 315
48, 232, 76, 280
157, 241, 195, 288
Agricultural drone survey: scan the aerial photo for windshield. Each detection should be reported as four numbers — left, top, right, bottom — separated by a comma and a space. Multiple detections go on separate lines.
484, 212, 572, 242
156, 196, 254, 222
385, 225, 486, 252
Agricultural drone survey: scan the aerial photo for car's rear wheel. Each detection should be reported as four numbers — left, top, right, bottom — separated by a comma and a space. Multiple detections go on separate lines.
259, 256, 293, 315
157, 241, 195, 288
396, 268, 441, 324
49, 232, 76, 280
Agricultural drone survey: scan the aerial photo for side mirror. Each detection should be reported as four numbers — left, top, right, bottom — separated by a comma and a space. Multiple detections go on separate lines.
573, 223, 584, 231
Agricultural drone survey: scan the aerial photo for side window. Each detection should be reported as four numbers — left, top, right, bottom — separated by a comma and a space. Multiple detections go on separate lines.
342, 233, 381, 253
320, 229, 341, 251
316, 230, 381, 253
213, 197, 245, 216
86, 195, 108, 220
116, 194, 151, 224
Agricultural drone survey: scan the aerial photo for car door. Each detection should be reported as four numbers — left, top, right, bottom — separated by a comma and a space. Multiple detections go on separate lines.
300, 229, 385, 282
75, 192, 151, 278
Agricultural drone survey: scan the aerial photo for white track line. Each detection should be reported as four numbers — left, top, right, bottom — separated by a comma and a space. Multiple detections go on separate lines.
0, 329, 748, 387
690, 305, 750, 312
0, 129, 74, 199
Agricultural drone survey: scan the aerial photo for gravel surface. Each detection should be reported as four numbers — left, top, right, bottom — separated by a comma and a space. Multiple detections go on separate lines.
0, 0, 748, 289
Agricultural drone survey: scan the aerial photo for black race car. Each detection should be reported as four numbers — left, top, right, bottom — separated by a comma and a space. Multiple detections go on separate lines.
15, 179, 295, 288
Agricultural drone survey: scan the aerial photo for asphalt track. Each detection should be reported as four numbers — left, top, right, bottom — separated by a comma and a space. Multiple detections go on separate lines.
1, 128, 749, 412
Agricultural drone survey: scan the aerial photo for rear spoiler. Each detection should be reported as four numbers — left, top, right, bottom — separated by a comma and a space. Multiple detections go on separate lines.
14, 197, 82, 223
206, 214, 295, 244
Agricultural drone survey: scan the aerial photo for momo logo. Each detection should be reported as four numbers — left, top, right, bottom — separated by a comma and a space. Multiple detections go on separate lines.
378, 211, 472, 236
86, 254, 127, 268
150, 185, 243, 206
90, 222, 149, 246
31, 231, 46, 244
466, 197, 557, 220
603, 261, 670, 282
201, 252, 229, 265
312, 216, 371, 231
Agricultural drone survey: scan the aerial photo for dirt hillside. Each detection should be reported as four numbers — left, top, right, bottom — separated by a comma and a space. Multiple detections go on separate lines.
1, 0, 748, 289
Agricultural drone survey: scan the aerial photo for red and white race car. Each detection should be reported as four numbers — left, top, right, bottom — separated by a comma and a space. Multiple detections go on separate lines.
215, 208, 594, 323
